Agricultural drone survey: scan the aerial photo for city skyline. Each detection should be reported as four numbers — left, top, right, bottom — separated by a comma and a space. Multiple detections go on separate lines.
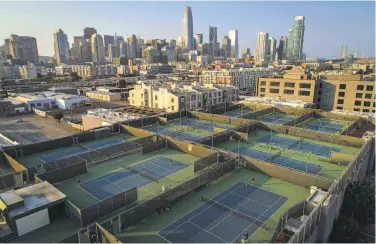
1, 1, 374, 58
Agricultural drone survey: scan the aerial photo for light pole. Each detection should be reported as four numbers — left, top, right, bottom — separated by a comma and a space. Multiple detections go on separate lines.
269, 125, 273, 150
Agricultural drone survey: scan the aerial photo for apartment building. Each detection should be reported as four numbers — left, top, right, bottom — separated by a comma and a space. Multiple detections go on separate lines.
319, 75, 375, 113
257, 68, 318, 103
85, 91, 121, 101
71, 65, 96, 78
200, 68, 274, 94
128, 81, 239, 112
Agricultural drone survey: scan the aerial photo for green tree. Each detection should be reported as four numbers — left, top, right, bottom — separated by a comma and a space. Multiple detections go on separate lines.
330, 215, 364, 243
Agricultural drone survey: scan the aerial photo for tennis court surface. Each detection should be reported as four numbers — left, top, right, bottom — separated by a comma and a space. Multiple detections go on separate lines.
262, 113, 295, 124
80, 156, 187, 200
144, 126, 202, 142
38, 139, 124, 163
257, 135, 341, 157
304, 120, 343, 133
224, 108, 254, 118
169, 118, 232, 132
159, 182, 288, 243
234, 147, 322, 175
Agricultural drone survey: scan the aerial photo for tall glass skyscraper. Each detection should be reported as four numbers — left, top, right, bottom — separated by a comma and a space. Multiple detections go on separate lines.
229, 29, 239, 58
285, 16, 305, 61
209, 26, 217, 57
183, 6, 194, 50
53, 29, 69, 64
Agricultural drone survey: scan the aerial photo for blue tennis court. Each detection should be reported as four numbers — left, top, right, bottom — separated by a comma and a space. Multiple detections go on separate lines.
80, 156, 188, 200
257, 135, 341, 157
304, 120, 343, 133
224, 108, 254, 118
144, 126, 202, 142
39, 139, 124, 163
234, 147, 321, 175
262, 113, 295, 124
159, 182, 288, 243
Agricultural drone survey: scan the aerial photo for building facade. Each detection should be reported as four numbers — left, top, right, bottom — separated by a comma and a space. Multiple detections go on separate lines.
53, 29, 70, 65
221, 36, 231, 59
8, 35, 39, 64
285, 16, 305, 61
228, 29, 239, 58
254, 32, 269, 63
182, 6, 194, 50
91, 34, 105, 63
209, 26, 217, 57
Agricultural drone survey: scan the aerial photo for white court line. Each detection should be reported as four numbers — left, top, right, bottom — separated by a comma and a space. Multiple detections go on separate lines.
230, 192, 269, 208
156, 232, 171, 243
188, 220, 228, 243
231, 196, 282, 243
161, 182, 245, 239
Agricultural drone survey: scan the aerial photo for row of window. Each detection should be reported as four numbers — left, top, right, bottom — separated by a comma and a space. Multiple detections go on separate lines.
355, 93, 373, 99
339, 84, 374, 91
336, 106, 375, 113
353, 101, 375, 107
260, 81, 311, 89
260, 88, 311, 96
29, 101, 56, 107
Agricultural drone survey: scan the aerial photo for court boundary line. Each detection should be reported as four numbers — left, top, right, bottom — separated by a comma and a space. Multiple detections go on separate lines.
188, 220, 228, 243
76, 183, 102, 202
159, 182, 245, 240
156, 232, 171, 243
230, 192, 269, 208
232, 195, 282, 243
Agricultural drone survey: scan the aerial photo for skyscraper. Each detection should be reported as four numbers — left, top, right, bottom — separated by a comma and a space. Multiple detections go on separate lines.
285, 16, 305, 61
268, 37, 277, 62
83, 27, 97, 40
254, 32, 269, 62
209, 26, 217, 57
340, 45, 347, 59
353, 48, 358, 58
182, 6, 194, 50
126, 34, 137, 58
194, 34, 203, 50
53, 29, 69, 64
221, 36, 231, 59
177, 36, 184, 48
104, 35, 115, 56
91, 33, 105, 63
73, 36, 85, 62
8, 35, 39, 64
277, 36, 287, 60
228, 29, 239, 58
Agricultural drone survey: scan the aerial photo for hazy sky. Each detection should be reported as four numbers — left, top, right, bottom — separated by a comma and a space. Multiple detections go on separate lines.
1, 1, 374, 58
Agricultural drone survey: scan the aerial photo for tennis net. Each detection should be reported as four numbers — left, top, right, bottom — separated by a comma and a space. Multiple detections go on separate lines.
287, 138, 303, 150
201, 196, 268, 230
78, 143, 100, 154
128, 167, 159, 182
266, 151, 281, 162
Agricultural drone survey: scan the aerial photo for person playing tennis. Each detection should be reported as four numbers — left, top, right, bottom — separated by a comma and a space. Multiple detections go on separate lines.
252, 177, 255, 185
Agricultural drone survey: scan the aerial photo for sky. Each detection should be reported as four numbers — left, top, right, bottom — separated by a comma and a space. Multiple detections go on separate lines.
1, 1, 375, 58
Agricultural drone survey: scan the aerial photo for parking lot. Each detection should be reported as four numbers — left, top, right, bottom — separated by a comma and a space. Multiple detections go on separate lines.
0, 114, 76, 145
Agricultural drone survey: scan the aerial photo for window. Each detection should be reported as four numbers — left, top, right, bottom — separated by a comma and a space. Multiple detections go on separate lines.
284, 89, 294, 94
337, 99, 344, 104
269, 88, 279, 94
337, 106, 343, 110
364, 101, 371, 107
30, 103, 35, 107
318, 91, 322, 95
299, 90, 311, 96
141, 101, 144, 106
339, 84, 346, 89
319, 83, 323, 88
357, 85, 364, 90
191, 95, 196, 101
285, 82, 295, 88
260, 81, 266, 86
354, 108, 360, 111
171, 106, 174, 111
338, 92, 345, 97
365, 93, 373, 99
37, 103, 41, 106
155, 95, 158, 100
354, 101, 361, 106
270, 82, 280, 87
171, 98, 174, 102
218, 92, 221, 96
132, 93, 134, 97
356, 93, 363, 98
51, 101, 56, 105
373, 110, 375, 113
366, 85, 374, 91
260, 88, 265, 92
141, 94, 143, 98
363, 109, 370, 113
299, 83, 311, 89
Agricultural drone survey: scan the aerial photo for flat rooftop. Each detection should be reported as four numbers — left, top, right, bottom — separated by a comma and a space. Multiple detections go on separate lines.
116, 168, 310, 243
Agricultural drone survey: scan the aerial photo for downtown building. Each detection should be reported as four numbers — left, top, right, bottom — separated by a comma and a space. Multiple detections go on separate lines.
200, 67, 276, 94
285, 16, 305, 62
7, 35, 39, 64
182, 6, 194, 51
228, 29, 239, 58
91, 33, 105, 63
53, 29, 70, 65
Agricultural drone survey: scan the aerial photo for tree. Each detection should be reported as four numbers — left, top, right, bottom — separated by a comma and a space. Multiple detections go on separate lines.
330, 215, 364, 243
53, 112, 64, 120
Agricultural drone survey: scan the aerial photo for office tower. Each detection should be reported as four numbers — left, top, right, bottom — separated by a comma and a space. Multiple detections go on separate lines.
83, 27, 97, 40
340, 45, 347, 59
268, 37, 277, 61
228, 29, 239, 58
53, 29, 69, 64
285, 16, 305, 61
177, 36, 184, 48
8, 35, 39, 64
169, 39, 177, 48
136, 37, 143, 58
91, 33, 105, 63
73, 36, 85, 62
277, 36, 287, 60
194, 34, 203, 50
119, 41, 127, 58
209, 26, 217, 57
126, 34, 137, 58
241, 48, 251, 58
81, 40, 92, 62
221, 36, 231, 59
254, 32, 269, 62
354, 48, 358, 58
182, 6, 194, 50
104, 35, 115, 56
